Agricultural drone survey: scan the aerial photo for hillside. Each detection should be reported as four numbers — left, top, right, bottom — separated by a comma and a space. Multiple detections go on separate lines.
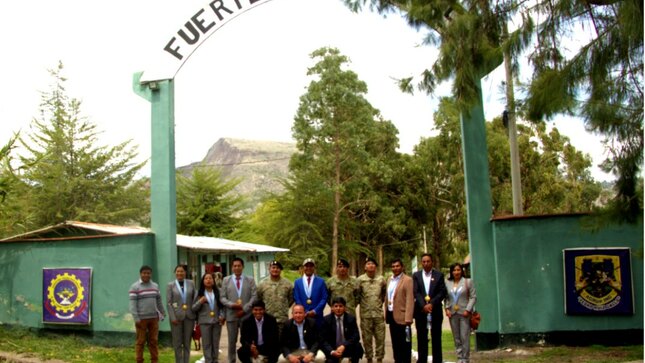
177, 138, 296, 211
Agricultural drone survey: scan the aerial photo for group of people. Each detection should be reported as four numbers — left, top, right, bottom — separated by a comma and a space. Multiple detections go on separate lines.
128, 254, 476, 363
388, 254, 477, 363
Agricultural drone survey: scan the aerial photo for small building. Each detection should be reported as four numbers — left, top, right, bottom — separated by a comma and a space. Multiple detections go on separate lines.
0, 221, 287, 340
176, 234, 289, 282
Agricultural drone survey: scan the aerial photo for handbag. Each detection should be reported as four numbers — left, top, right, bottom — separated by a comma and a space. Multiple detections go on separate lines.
469, 311, 481, 330
466, 278, 480, 330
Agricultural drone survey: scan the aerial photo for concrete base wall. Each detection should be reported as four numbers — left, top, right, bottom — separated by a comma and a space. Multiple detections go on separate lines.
475, 214, 643, 349
0, 234, 156, 333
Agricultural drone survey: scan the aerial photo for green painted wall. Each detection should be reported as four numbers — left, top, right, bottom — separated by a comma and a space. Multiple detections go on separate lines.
133, 73, 178, 284
459, 79, 499, 339
0, 234, 155, 333
489, 215, 643, 334
457, 75, 643, 348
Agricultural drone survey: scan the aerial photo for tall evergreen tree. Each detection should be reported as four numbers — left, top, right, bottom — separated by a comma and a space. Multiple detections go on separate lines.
18, 62, 148, 228
408, 97, 602, 263
291, 47, 399, 272
176, 166, 244, 237
345, 0, 642, 220
523, 0, 643, 220
0, 134, 19, 204
0, 134, 36, 238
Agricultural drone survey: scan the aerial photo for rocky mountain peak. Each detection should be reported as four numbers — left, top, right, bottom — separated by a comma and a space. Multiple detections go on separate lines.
178, 138, 297, 211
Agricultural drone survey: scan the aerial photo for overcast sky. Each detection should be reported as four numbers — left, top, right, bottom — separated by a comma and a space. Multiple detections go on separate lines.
0, 0, 611, 181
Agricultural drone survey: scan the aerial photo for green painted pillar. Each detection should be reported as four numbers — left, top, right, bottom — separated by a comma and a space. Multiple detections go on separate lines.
133, 72, 177, 284
460, 78, 499, 348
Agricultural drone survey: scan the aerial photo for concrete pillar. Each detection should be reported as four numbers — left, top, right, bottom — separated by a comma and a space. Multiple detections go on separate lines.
133, 72, 178, 284
460, 78, 499, 348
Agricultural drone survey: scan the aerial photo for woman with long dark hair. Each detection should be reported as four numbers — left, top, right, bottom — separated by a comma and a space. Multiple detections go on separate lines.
192, 273, 225, 363
444, 263, 477, 363
167, 264, 197, 363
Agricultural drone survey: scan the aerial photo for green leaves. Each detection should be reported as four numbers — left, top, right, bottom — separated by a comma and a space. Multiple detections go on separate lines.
286, 47, 406, 271
347, 0, 643, 220
176, 166, 244, 238
1, 63, 148, 237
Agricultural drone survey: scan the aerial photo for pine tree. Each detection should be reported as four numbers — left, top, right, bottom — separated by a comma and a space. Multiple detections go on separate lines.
345, 0, 642, 220
291, 47, 400, 272
19, 62, 148, 227
176, 166, 244, 237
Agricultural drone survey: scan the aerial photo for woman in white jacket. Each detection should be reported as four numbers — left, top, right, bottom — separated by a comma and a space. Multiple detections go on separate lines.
444, 263, 476, 363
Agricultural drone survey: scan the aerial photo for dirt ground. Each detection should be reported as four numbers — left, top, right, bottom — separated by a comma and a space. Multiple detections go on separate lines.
469, 345, 643, 363
0, 352, 66, 363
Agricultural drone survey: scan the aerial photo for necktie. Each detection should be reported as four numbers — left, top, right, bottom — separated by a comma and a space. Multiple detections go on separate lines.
336, 317, 343, 347
307, 276, 311, 286
236, 276, 241, 289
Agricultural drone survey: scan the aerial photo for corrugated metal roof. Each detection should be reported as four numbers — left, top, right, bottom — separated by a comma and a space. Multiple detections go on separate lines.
0, 220, 151, 241
65, 221, 151, 234
0, 221, 289, 253
177, 234, 289, 253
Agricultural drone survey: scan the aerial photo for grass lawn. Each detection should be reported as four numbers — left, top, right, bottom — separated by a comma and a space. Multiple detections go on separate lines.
0, 326, 202, 363
417, 331, 643, 363
0, 326, 642, 363
411, 330, 475, 362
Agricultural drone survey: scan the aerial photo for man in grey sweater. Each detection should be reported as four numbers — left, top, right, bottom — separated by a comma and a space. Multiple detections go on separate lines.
129, 265, 165, 363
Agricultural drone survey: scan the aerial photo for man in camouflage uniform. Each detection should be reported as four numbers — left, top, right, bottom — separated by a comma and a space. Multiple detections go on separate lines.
327, 258, 359, 316
257, 260, 293, 335
356, 257, 386, 363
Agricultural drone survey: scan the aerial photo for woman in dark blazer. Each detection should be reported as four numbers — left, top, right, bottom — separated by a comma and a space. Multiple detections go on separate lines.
444, 263, 477, 363
192, 273, 225, 363
167, 264, 197, 363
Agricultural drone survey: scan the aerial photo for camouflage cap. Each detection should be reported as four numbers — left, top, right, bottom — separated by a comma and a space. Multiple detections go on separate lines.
303, 258, 316, 266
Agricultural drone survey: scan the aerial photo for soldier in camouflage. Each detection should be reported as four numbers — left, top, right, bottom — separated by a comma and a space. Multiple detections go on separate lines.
327, 258, 359, 317
257, 260, 294, 336
356, 257, 386, 363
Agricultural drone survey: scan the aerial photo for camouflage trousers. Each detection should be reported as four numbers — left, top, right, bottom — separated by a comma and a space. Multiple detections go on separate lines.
360, 316, 386, 360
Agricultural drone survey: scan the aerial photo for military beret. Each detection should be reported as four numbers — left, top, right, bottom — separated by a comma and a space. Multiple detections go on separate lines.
337, 258, 350, 267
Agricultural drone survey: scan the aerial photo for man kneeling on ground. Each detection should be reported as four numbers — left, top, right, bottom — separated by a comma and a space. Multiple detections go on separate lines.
280, 305, 319, 363
320, 296, 364, 363
238, 300, 280, 363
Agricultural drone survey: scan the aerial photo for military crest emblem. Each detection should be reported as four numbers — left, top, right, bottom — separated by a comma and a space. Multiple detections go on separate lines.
564, 248, 633, 315
43, 268, 92, 324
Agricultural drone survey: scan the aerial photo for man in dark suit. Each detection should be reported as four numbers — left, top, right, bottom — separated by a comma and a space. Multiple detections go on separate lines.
413, 253, 447, 363
237, 300, 280, 363
293, 258, 328, 327
280, 305, 320, 363
320, 296, 364, 363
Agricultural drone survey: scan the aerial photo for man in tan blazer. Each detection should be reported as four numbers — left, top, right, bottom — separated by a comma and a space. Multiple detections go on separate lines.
385, 258, 414, 363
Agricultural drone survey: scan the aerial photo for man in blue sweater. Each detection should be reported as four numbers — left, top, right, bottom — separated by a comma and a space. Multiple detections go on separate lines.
129, 265, 165, 363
